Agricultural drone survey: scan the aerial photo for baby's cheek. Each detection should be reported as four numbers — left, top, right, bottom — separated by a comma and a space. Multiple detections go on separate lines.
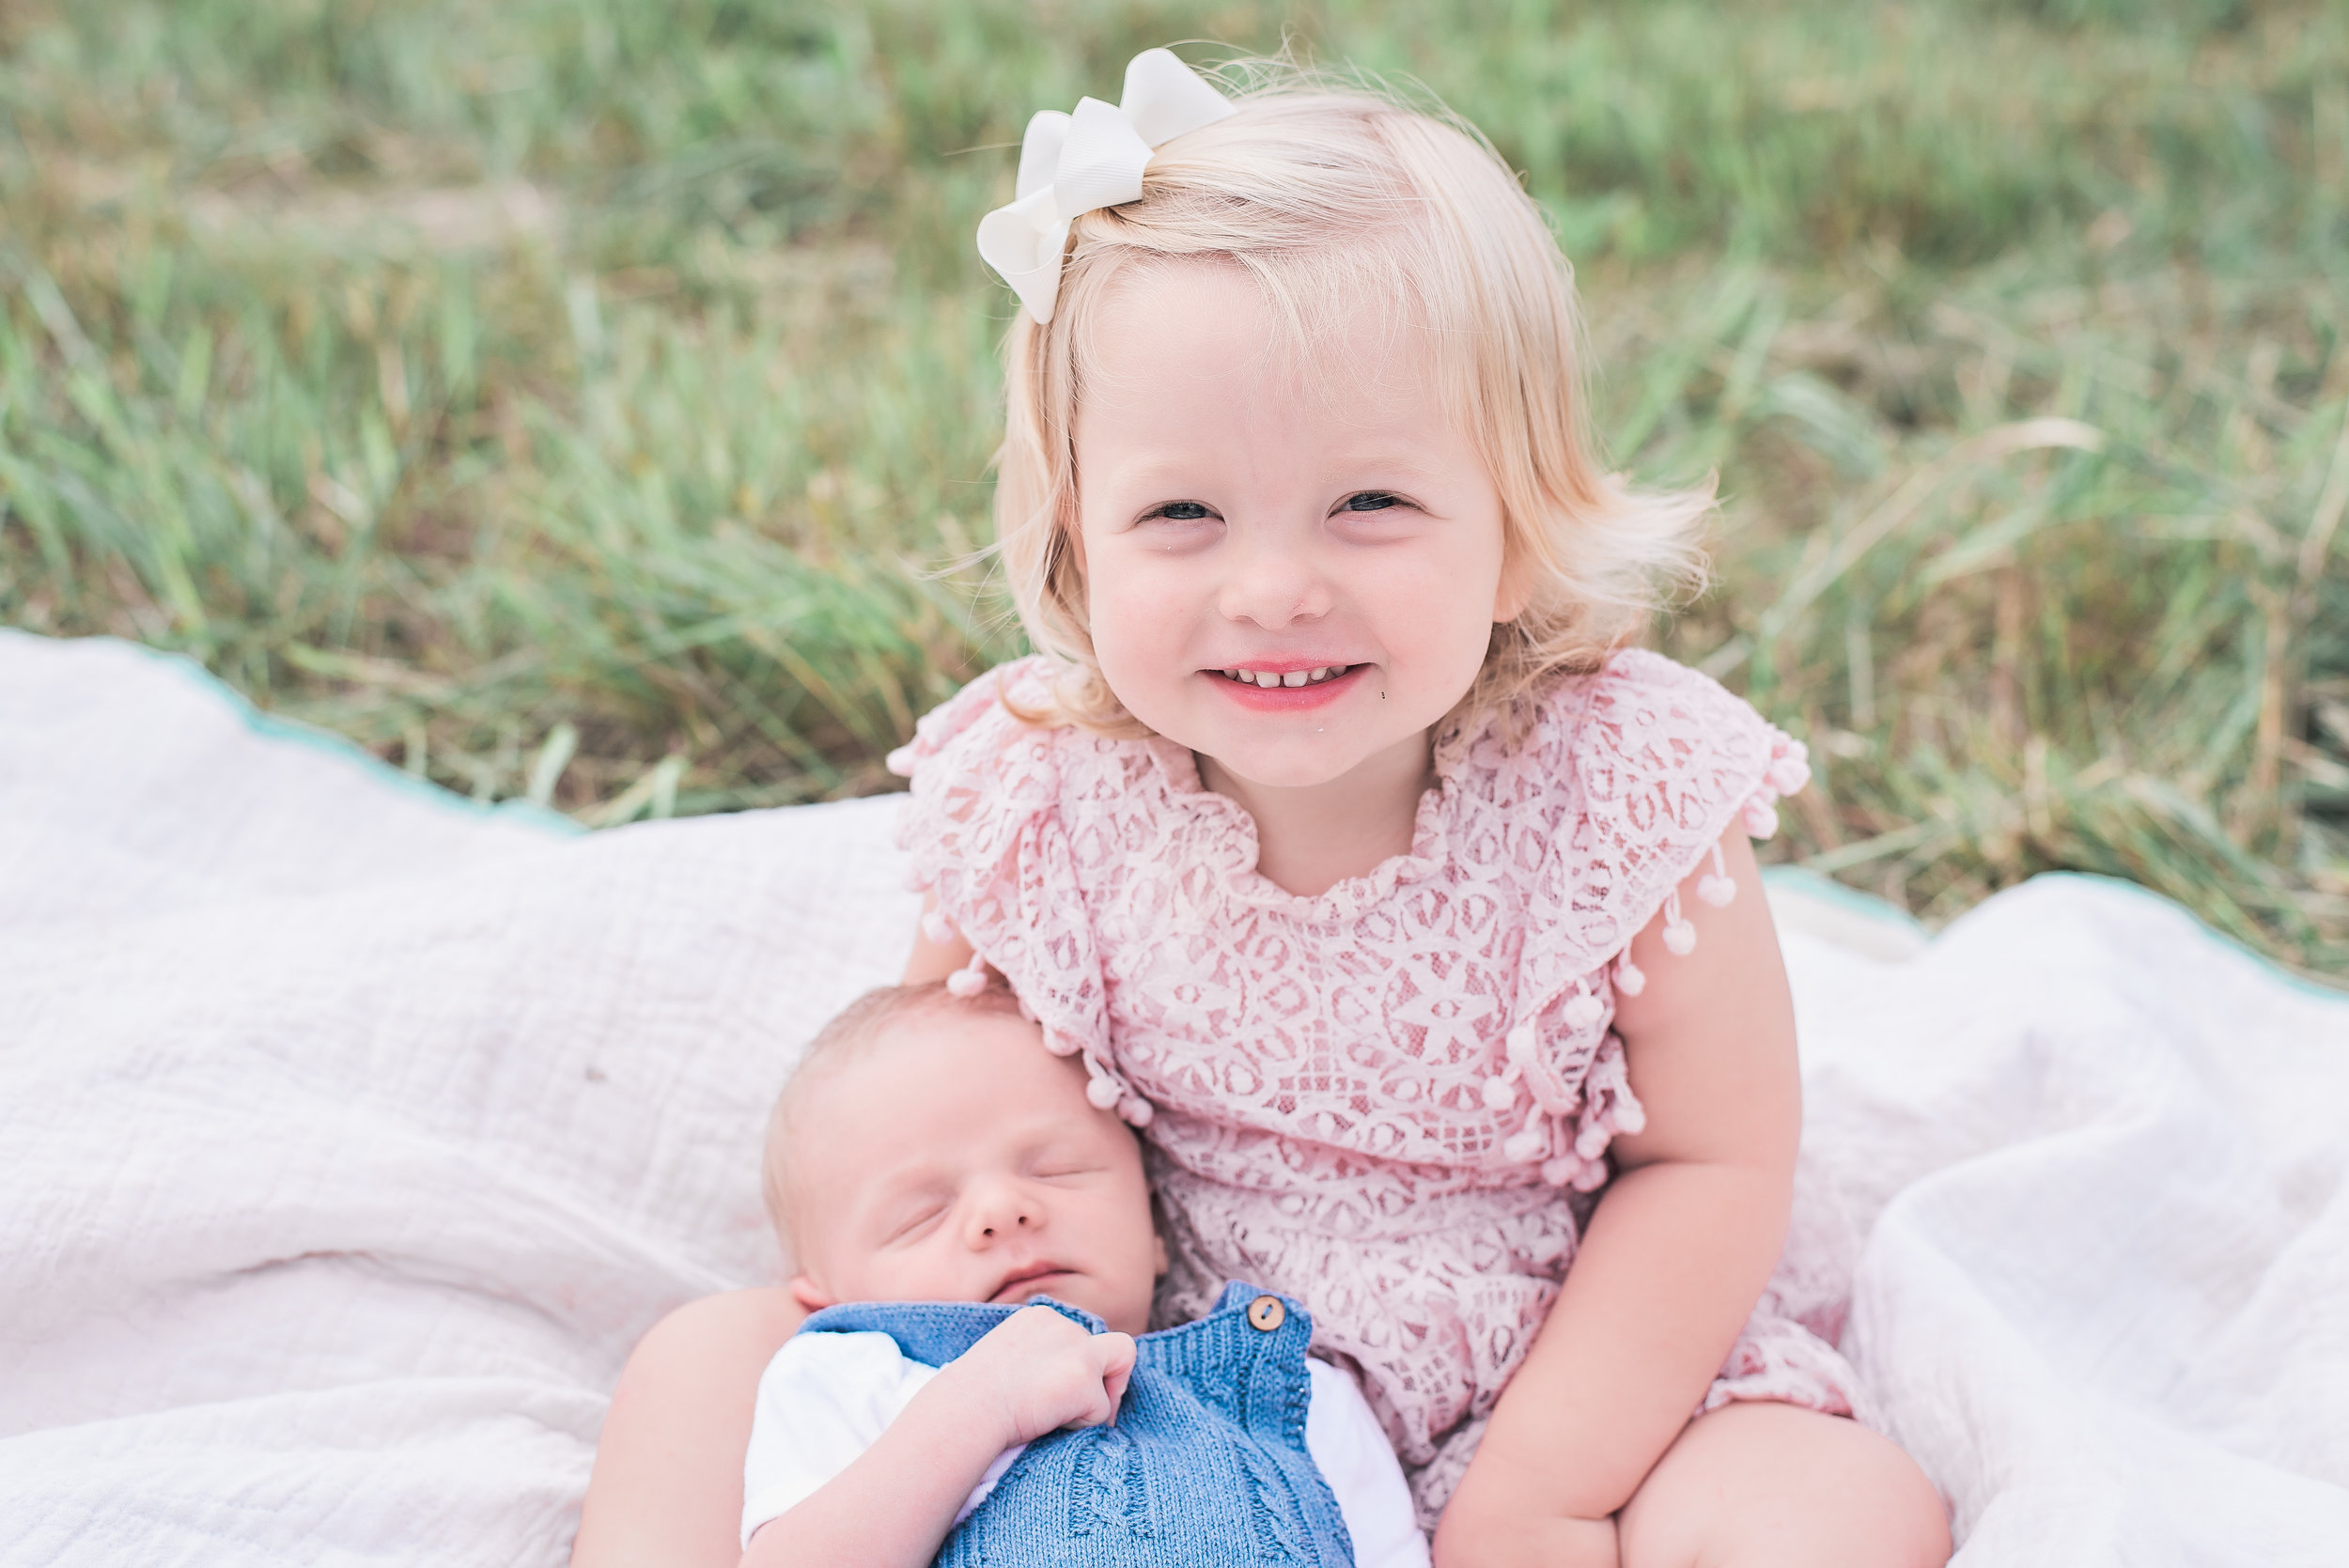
849, 1250, 935, 1305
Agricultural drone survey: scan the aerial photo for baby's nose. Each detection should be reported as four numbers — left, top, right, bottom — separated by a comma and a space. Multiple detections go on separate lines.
968, 1179, 1042, 1241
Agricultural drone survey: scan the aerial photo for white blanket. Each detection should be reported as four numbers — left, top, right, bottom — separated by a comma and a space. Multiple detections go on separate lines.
2, 630, 2342, 1565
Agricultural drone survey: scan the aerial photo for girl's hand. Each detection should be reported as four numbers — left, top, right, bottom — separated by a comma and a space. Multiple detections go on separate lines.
934, 1304, 1136, 1450
1433, 1476, 1617, 1568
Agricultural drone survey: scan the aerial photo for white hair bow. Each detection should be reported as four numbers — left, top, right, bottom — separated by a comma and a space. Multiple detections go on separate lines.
974, 49, 1236, 324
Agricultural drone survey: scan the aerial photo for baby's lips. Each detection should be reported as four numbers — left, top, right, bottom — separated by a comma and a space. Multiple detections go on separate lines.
989, 1264, 1071, 1302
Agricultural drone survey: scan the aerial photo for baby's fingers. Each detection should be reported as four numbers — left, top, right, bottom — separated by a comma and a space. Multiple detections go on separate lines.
1097, 1331, 1137, 1411
1059, 1332, 1136, 1430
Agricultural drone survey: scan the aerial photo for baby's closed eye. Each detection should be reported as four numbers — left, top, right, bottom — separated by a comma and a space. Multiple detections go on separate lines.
880, 1201, 950, 1245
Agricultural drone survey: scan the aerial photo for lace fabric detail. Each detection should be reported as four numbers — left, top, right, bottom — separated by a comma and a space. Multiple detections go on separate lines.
891, 651, 1855, 1516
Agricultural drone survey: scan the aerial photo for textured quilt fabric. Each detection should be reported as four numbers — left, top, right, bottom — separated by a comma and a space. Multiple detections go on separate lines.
2, 629, 2344, 1565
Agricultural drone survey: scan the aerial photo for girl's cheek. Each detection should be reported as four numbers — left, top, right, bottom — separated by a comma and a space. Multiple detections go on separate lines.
1091, 565, 1186, 661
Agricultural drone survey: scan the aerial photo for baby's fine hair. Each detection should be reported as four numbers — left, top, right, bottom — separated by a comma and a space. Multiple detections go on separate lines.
761, 976, 1029, 1253
993, 57, 1713, 737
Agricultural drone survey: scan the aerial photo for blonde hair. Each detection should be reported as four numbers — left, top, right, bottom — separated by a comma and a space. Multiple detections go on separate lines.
991, 59, 1712, 737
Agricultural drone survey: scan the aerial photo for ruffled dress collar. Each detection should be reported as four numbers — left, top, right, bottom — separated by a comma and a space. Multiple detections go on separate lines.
1134, 706, 1494, 923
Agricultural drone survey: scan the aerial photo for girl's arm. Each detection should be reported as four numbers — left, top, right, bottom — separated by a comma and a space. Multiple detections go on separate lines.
1431, 828, 1800, 1568
904, 893, 976, 984
572, 1289, 808, 1568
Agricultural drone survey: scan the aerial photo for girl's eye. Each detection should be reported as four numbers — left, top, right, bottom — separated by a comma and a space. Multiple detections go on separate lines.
1150, 501, 1214, 521
883, 1204, 947, 1244
1342, 491, 1402, 512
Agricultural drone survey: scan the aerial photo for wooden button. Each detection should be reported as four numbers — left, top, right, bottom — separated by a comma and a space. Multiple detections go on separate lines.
1247, 1294, 1286, 1331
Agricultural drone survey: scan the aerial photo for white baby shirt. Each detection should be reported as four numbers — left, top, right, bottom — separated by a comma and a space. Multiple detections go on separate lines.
741, 1328, 1431, 1567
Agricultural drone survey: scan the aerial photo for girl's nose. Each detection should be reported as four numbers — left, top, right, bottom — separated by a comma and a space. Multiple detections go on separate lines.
1218, 528, 1332, 630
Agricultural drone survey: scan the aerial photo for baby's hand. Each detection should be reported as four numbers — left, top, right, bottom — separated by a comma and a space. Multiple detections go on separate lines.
935, 1304, 1136, 1450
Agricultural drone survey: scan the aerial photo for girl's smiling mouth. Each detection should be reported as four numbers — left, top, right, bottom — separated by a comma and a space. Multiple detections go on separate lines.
1205, 661, 1366, 711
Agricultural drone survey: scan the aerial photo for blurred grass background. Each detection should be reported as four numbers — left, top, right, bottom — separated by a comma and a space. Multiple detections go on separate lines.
1, 0, 2343, 972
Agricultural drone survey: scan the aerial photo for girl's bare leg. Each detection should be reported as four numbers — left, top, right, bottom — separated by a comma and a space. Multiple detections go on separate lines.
1617, 1403, 1951, 1568
571, 1288, 805, 1568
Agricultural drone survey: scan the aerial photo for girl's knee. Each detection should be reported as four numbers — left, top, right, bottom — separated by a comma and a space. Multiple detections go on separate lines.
1618, 1403, 1950, 1568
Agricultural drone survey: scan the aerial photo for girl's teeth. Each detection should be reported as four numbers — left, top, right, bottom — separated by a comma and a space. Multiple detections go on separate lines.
1221, 664, 1349, 687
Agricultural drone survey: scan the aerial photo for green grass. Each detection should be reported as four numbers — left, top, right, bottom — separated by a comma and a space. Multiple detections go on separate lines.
2, 0, 2344, 971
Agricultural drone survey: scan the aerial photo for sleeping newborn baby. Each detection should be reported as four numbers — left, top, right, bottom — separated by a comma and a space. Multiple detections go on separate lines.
742, 978, 1429, 1568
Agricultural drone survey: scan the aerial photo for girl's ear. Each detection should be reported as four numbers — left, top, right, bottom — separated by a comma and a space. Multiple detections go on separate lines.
1152, 1233, 1170, 1279
788, 1275, 838, 1314
1491, 548, 1531, 624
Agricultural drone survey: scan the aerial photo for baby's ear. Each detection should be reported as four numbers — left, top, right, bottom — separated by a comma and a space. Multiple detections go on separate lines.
788, 1275, 838, 1314
1152, 1233, 1169, 1280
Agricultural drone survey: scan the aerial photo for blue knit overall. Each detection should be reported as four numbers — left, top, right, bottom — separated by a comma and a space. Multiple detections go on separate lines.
797, 1281, 1357, 1567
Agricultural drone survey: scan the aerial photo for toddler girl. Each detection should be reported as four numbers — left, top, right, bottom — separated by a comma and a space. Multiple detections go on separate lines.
892, 51, 1948, 1568
571, 50, 1950, 1568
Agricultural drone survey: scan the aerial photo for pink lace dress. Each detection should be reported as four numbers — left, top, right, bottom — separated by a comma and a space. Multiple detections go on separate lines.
891, 649, 1864, 1521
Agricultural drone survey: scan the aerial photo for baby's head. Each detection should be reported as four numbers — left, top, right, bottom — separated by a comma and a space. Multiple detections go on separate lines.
765, 981, 1163, 1336
989, 59, 1711, 787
